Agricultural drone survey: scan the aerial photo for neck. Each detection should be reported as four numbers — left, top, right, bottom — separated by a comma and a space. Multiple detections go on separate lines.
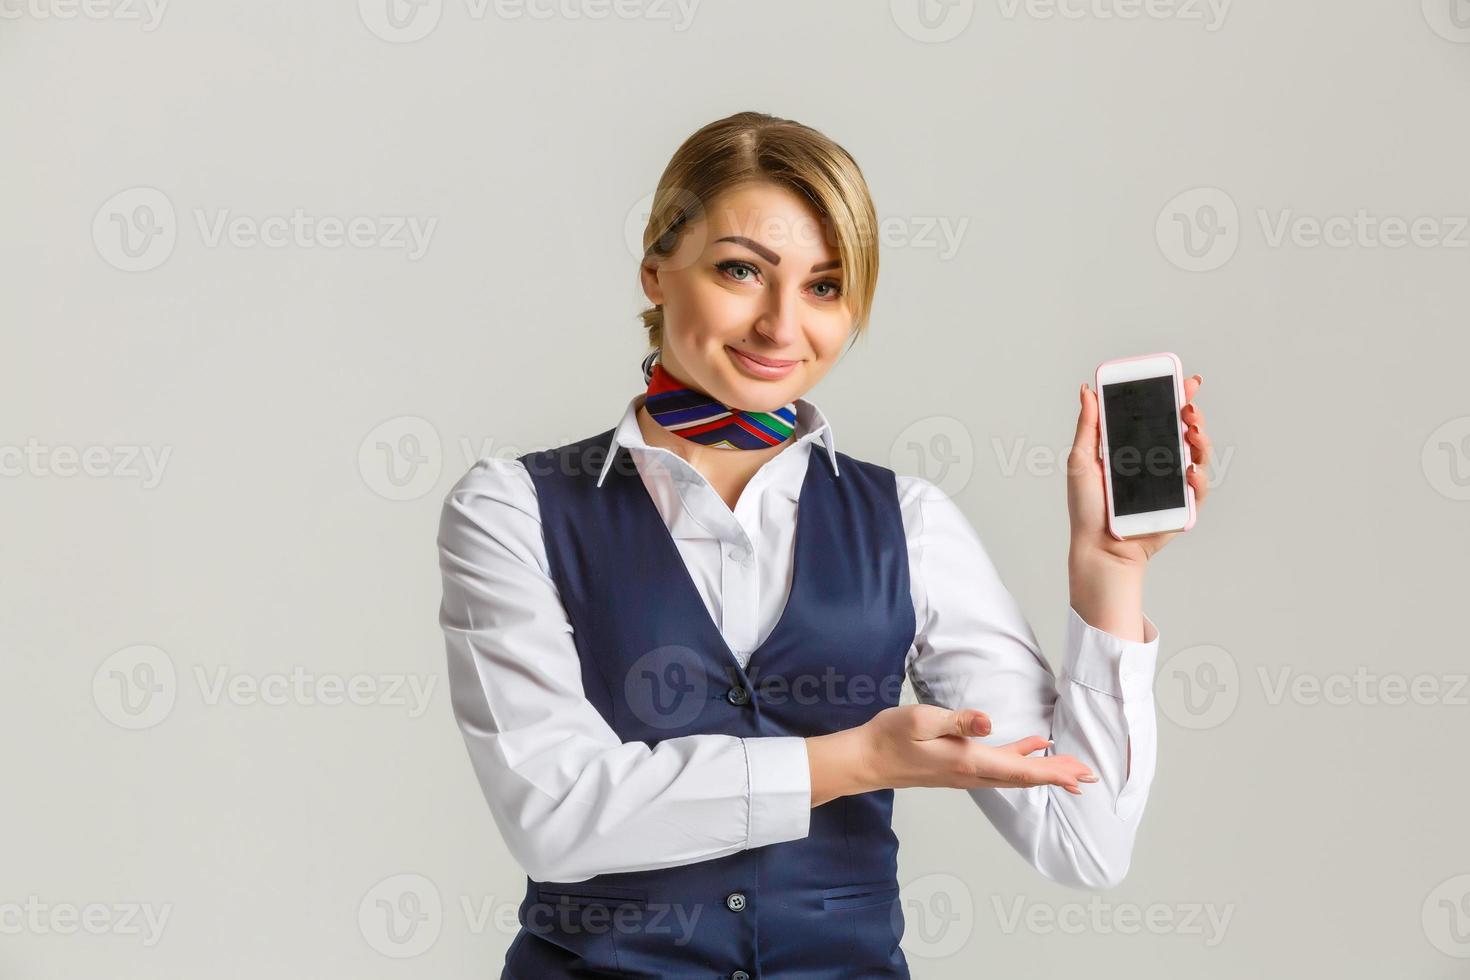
635, 394, 793, 492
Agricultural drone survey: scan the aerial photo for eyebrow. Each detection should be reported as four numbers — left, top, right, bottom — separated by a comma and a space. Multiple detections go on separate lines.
716, 236, 842, 274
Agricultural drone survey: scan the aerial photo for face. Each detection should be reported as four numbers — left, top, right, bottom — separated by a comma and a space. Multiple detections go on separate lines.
639, 181, 854, 413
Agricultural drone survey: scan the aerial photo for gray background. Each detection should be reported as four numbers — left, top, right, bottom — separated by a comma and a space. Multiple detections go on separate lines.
4, 0, 1468, 976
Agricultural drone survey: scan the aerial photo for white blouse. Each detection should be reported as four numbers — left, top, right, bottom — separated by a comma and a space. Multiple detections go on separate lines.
439, 392, 1161, 889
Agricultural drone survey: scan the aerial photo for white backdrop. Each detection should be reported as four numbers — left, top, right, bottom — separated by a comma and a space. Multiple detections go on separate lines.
4, 1, 1469, 976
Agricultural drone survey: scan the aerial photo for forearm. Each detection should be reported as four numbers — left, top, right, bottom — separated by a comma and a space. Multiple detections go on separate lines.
964, 603, 1163, 890
1068, 547, 1148, 642
805, 727, 879, 807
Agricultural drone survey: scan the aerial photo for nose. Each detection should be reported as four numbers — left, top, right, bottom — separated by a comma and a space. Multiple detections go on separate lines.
752, 285, 803, 348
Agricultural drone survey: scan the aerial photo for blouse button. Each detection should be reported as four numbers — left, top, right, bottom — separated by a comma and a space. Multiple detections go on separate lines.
725, 892, 746, 912
726, 686, 750, 706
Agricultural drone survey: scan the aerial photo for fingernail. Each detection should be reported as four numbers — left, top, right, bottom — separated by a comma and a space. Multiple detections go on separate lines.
1193, 374, 1203, 385
1189, 423, 1199, 434
1079, 773, 1099, 783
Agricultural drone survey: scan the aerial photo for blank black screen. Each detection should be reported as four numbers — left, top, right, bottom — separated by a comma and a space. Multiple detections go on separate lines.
1101, 375, 1186, 516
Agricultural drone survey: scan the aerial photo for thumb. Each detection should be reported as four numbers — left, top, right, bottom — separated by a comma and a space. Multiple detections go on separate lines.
925, 707, 990, 739
1070, 382, 1100, 470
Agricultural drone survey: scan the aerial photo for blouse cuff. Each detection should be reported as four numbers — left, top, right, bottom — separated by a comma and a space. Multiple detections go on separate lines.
1062, 604, 1160, 703
1063, 605, 1160, 821
743, 736, 812, 849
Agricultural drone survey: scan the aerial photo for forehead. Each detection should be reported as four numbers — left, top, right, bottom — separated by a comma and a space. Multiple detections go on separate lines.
702, 183, 838, 255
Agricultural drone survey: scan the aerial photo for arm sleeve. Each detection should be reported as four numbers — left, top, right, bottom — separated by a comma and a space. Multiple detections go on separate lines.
439, 457, 811, 883
898, 475, 1161, 890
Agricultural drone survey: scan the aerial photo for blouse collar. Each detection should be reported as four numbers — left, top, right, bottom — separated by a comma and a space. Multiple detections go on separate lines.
596, 391, 840, 488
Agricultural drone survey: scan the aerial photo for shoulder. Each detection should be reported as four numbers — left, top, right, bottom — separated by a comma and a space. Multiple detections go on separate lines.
888, 467, 954, 519
825, 451, 953, 521
439, 426, 623, 544
443, 456, 538, 517
443, 426, 619, 518
437, 456, 544, 561
893, 472, 948, 511
892, 472, 989, 559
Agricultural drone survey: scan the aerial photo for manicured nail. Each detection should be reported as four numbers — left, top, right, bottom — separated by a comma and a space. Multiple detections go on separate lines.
1193, 374, 1203, 385
1079, 773, 1099, 783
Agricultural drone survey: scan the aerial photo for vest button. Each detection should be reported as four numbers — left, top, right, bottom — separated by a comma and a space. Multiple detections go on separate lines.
725, 892, 746, 912
726, 686, 750, 706
733, 972, 751, 980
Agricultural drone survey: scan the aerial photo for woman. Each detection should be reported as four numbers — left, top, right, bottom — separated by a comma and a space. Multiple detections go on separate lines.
439, 111, 1211, 979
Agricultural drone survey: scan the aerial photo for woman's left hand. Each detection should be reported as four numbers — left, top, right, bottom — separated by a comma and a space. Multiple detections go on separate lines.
1066, 374, 1210, 566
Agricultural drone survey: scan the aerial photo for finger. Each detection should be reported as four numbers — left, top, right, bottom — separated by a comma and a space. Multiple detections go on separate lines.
1189, 460, 1209, 507
1185, 422, 1212, 468
1181, 372, 1202, 423
1000, 735, 1052, 756
971, 775, 1080, 792
1182, 409, 1204, 440
972, 756, 1095, 792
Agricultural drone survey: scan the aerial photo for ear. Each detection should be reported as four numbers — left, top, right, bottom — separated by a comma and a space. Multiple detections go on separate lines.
639, 258, 664, 307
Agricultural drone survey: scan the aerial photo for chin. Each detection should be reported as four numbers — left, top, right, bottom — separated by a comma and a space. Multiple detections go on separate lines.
698, 349, 804, 410
723, 376, 801, 413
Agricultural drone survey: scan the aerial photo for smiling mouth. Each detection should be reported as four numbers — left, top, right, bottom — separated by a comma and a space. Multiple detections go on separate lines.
727, 346, 799, 367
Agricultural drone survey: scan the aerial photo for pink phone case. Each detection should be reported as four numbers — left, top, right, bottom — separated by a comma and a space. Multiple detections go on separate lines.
1094, 351, 1196, 541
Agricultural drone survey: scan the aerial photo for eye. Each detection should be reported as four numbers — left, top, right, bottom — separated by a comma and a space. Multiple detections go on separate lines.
810, 279, 843, 301
715, 259, 760, 283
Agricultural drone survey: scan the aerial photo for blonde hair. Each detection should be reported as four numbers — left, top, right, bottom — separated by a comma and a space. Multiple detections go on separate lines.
637, 111, 879, 354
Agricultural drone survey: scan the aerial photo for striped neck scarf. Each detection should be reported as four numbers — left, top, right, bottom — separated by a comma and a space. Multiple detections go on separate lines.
643, 361, 797, 450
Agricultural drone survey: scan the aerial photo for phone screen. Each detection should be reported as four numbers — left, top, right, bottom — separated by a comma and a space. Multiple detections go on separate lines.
1101, 375, 1186, 516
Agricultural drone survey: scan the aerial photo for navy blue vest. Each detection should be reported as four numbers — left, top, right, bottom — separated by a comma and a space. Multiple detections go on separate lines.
504, 429, 917, 979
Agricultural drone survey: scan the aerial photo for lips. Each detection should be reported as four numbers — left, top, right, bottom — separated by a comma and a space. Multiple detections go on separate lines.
728, 347, 797, 367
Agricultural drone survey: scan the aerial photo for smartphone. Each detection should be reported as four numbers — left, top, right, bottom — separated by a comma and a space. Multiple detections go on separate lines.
1095, 352, 1196, 539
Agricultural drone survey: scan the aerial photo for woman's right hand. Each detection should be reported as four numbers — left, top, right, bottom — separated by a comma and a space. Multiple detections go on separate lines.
856, 704, 1098, 796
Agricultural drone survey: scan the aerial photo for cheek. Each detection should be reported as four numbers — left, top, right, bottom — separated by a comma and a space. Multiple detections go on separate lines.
808, 315, 852, 360
674, 279, 755, 335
